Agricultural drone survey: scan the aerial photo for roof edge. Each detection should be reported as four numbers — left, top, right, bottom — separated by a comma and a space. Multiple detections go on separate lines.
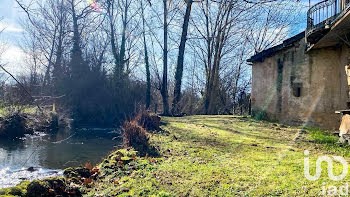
247, 31, 305, 63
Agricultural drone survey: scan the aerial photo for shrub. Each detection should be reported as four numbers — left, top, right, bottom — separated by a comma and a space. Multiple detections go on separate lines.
0, 111, 33, 139
122, 120, 150, 156
252, 109, 269, 121
135, 111, 161, 131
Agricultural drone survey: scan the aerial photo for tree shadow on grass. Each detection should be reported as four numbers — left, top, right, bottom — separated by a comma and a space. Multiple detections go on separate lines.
166, 125, 237, 151
200, 123, 289, 145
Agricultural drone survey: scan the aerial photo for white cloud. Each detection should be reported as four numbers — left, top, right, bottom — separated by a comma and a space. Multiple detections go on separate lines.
0, 22, 23, 33
1, 44, 26, 75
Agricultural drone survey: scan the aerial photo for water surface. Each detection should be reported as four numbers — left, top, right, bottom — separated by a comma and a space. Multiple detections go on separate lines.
0, 128, 122, 188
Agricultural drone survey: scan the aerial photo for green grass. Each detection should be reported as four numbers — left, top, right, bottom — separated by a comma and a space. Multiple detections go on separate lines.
82, 115, 350, 196
0, 105, 38, 117
306, 127, 350, 157
3, 115, 350, 196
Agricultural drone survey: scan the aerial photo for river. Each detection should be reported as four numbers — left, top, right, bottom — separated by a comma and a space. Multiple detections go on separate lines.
0, 128, 122, 188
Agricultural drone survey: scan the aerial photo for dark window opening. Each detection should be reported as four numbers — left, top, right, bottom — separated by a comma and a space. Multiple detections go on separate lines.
292, 83, 302, 97
296, 87, 301, 97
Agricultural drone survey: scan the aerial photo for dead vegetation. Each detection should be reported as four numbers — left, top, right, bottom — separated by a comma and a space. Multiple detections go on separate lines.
122, 111, 160, 156
26, 111, 59, 133
134, 111, 161, 131
122, 120, 150, 156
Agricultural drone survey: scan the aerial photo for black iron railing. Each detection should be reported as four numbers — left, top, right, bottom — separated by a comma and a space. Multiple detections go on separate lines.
307, 0, 350, 37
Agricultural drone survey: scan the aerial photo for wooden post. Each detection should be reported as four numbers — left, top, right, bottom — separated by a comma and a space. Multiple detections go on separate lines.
344, 65, 350, 108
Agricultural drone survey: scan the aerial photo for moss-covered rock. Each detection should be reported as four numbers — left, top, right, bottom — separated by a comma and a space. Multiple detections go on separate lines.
0, 177, 83, 197
0, 181, 29, 197
26, 180, 50, 197
63, 167, 90, 179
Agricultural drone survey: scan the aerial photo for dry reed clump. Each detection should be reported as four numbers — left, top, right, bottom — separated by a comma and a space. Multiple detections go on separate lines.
134, 111, 161, 131
122, 120, 150, 156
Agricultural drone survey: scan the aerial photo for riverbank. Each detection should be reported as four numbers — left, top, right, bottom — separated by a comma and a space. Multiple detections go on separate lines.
2, 115, 350, 196
0, 105, 60, 139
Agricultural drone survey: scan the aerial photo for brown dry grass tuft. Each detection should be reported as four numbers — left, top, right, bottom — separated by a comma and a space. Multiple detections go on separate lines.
122, 120, 150, 156
135, 111, 161, 131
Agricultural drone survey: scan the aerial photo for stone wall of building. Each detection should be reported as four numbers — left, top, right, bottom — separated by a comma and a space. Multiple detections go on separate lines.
251, 39, 349, 130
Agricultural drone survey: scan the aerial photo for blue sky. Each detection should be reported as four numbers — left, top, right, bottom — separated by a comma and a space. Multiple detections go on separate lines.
0, 0, 28, 74
0, 0, 24, 43
0, 0, 319, 74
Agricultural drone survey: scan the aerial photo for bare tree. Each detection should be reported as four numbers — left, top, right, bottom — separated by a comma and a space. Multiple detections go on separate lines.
17, 0, 71, 96
9, 0, 304, 123
187, 0, 302, 114
246, 1, 303, 54
171, 0, 193, 115
161, 0, 170, 115
105, 0, 135, 80
140, 0, 184, 114
141, 0, 152, 109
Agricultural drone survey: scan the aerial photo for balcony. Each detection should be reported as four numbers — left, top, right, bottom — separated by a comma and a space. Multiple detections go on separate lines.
306, 0, 350, 44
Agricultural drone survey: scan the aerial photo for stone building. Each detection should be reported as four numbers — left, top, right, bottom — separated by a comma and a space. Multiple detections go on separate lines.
248, 0, 350, 130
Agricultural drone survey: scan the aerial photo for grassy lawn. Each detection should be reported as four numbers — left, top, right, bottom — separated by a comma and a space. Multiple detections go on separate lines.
83, 115, 350, 196
2, 115, 350, 197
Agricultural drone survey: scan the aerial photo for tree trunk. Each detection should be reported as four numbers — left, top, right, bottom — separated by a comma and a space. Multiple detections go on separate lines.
206, 29, 222, 114
204, 1, 233, 114
161, 0, 169, 115
141, 0, 151, 109
107, 0, 121, 80
43, 28, 57, 89
204, 0, 211, 115
52, 19, 64, 95
171, 0, 193, 115
70, 0, 85, 79
119, 0, 128, 75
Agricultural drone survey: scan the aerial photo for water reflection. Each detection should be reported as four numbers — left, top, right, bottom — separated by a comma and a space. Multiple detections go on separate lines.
0, 127, 122, 188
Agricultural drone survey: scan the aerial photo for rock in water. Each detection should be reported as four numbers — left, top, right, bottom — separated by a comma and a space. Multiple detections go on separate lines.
27, 167, 35, 172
